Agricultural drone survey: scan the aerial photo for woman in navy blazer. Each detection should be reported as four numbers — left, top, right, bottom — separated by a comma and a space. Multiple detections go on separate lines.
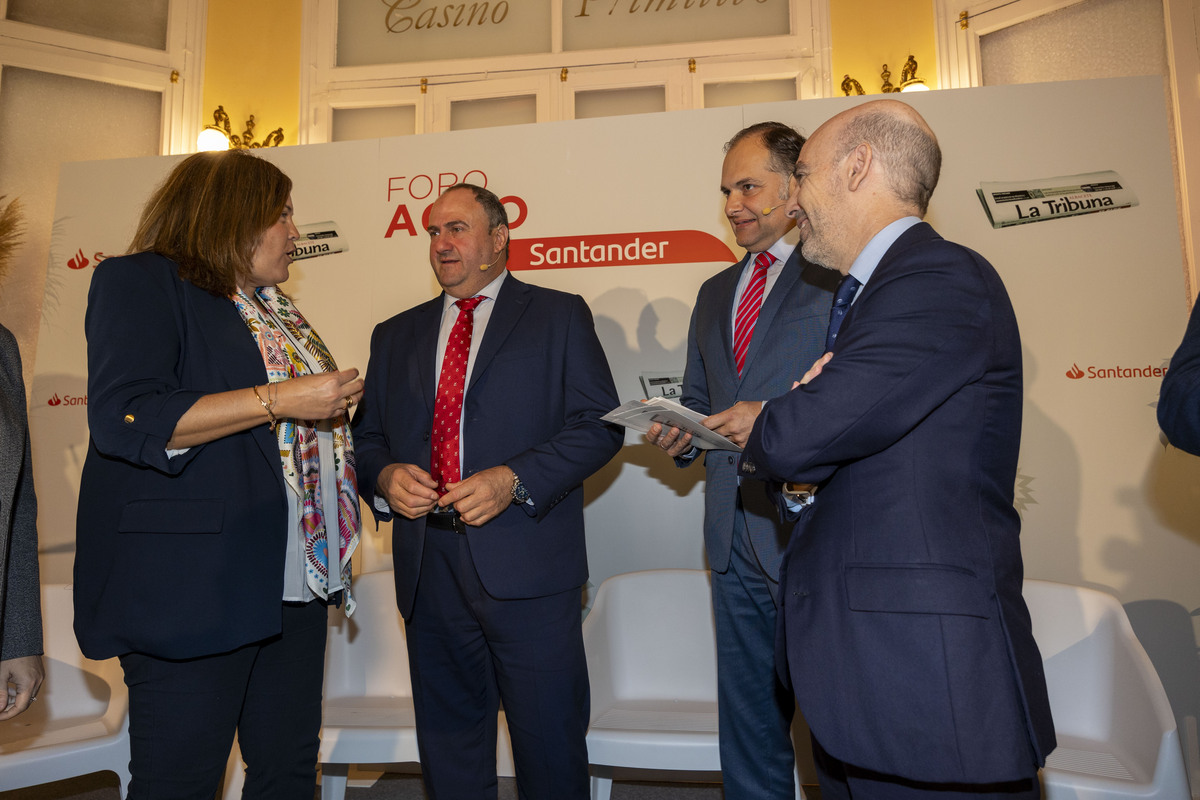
75, 150, 364, 799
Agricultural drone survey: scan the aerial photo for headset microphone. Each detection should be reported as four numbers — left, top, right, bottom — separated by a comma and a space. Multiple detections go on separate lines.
762, 205, 778, 215
479, 252, 504, 271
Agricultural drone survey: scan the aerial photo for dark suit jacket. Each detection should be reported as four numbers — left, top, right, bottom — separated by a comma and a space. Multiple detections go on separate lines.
742, 223, 1056, 784
75, 253, 290, 661
1159, 300, 1200, 454
679, 247, 835, 578
353, 274, 622, 619
0, 324, 42, 661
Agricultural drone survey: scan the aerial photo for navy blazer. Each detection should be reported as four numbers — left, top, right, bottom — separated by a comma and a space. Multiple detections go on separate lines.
75, 253, 290, 661
679, 247, 835, 578
742, 223, 1056, 784
353, 274, 622, 619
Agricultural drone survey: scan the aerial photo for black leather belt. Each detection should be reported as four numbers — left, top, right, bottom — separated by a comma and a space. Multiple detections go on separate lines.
426, 510, 467, 534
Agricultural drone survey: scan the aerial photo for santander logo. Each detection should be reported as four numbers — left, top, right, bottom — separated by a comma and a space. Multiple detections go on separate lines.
1065, 361, 1168, 380
67, 249, 114, 271
45, 393, 85, 407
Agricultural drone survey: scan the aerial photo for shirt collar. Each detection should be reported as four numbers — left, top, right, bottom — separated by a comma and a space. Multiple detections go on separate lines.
847, 216, 922, 288
441, 269, 508, 313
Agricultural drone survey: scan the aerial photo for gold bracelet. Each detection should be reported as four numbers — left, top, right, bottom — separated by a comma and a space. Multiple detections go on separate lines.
252, 384, 277, 431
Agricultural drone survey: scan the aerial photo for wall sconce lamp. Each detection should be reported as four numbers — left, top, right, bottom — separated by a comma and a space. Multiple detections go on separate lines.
196, 106, 285, 151
841, 55, 930, 96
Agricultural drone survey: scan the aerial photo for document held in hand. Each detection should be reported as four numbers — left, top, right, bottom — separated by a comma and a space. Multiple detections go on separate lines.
602, 397, 742, 452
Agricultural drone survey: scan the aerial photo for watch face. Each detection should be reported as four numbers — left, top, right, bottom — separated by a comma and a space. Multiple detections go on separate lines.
512, 479, 529, 503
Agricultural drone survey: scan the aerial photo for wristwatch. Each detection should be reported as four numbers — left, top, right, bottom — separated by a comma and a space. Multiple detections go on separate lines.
510, 469, 530, 504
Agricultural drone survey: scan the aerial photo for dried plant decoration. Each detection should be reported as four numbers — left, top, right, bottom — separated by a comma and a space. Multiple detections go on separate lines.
0, 195, 25, 285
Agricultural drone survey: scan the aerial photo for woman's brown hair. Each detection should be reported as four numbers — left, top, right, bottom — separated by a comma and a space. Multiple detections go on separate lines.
128, 149, 292, 296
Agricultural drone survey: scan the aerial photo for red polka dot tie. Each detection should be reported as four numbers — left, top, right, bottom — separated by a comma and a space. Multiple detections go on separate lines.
431, 296, 485, 495
732, 251, 774, 376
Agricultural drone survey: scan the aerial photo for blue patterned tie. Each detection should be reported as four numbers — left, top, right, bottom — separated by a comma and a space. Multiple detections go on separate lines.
825, 274, 862, 351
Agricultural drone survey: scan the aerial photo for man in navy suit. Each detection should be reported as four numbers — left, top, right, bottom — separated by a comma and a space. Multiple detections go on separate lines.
742, 100, 1056, 797
354, 183, 623, 799
648, 122, 835, 798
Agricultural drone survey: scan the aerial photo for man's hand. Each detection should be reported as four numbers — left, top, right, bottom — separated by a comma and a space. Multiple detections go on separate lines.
704, 400, 763, 448
792, 352, 834, 389
377, 463, 439, 519
0, 655, 44, 721
440, 465, 514, 526
646, 422, 695, 458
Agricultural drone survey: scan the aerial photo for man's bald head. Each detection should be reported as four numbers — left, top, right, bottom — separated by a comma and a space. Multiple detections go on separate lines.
826, 100, 941, 216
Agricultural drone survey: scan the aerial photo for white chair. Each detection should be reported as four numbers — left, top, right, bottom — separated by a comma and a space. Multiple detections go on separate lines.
0, 583, 130, 794
316, 570, 515, 800
1024, 579, 1192, 799
316, 570, 420, 800
582, 569, 724, 800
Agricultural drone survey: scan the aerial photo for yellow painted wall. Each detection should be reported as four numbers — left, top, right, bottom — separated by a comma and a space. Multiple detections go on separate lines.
202, 0, 302, 146
830, 0, 938, 95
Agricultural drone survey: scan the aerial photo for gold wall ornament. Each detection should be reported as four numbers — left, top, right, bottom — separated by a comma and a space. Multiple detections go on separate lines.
842, 55, 929, 96
196, 106, 285, 151
898, 55, 929, 92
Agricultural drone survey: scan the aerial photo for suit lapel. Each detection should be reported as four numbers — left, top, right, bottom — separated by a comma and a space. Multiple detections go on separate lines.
468, 274, 530, 391
413, 297, 444, 418
717, 254, 749, 379
843, 222, 939, 335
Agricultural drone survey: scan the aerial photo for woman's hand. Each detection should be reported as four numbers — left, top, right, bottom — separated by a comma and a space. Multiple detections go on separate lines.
273, 369, 364, 420
166, 368, 365, 449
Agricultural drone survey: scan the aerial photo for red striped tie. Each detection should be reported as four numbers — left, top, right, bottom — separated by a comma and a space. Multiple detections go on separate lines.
732, 252, 774, 376
431, 296, 485, 494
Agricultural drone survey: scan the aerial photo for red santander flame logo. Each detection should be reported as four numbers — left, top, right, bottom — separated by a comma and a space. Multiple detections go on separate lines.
47, 393, 62, 406
1065, 364, 1085, 380
67, 249, 89, 270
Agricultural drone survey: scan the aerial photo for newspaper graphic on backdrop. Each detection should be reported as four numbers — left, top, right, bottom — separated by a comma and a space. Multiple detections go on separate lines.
294, 221, 349, 260
976, 170, 1137, 229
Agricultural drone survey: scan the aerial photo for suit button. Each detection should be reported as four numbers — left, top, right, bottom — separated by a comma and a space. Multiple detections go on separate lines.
728, 456, 734, 464
124, 414, 135, 423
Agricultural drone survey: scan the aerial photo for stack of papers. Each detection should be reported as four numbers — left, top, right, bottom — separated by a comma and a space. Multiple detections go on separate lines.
602, 397, 741, 452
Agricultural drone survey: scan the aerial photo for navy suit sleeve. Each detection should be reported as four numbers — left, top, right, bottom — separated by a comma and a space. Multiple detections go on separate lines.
85, 257, 207, 474
505, 294, 623, 519
1158, 301, 1200, 455
351, 320, 398, 522
746, 241, 1007, 484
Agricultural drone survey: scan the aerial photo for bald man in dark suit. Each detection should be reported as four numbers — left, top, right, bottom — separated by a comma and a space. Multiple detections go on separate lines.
743, 100, 1056, 798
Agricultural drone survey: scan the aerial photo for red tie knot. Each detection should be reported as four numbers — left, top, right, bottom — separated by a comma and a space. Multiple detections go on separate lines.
456, 295, 485, 313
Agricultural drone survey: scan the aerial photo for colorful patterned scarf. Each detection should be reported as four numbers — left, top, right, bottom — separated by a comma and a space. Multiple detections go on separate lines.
231, 286, 359, 615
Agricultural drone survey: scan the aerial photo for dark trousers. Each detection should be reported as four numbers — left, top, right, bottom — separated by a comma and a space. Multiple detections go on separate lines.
711, 505, 797, 799
812, 736, 1041, 800
406, 525, 590, 800
119, 599, 328, 800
